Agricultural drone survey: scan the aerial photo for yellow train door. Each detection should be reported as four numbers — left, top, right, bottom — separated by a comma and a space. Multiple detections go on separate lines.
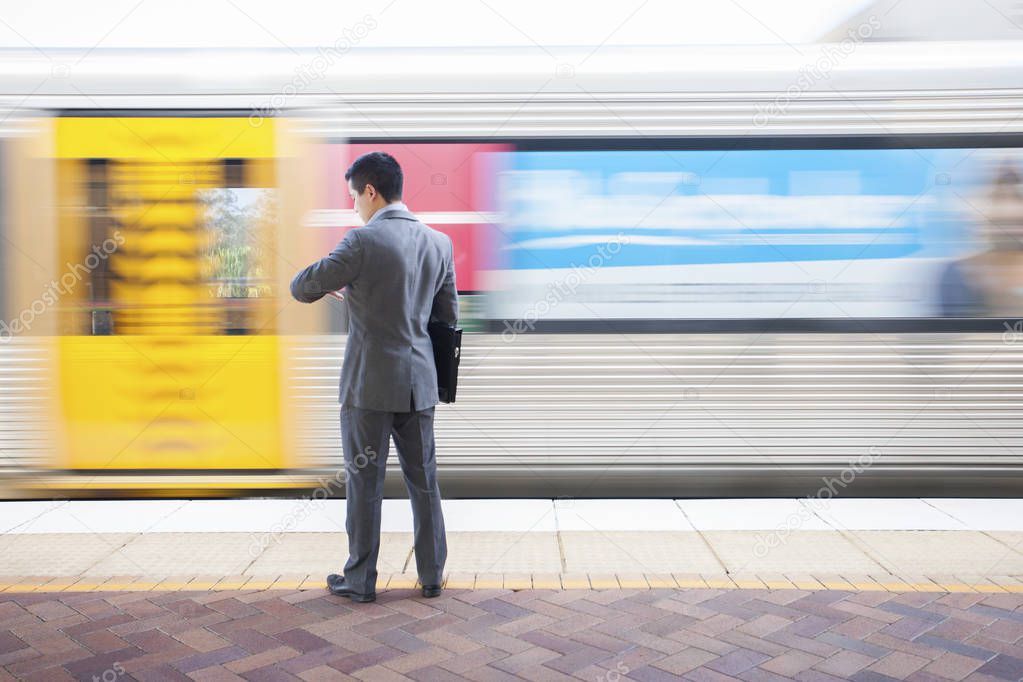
54, 116, 287, 475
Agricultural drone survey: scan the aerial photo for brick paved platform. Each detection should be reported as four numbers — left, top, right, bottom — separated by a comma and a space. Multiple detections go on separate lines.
2, 586, 1022, 681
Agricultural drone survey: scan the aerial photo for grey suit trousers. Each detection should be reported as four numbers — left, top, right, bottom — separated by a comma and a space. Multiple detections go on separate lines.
340, 395, 447, 593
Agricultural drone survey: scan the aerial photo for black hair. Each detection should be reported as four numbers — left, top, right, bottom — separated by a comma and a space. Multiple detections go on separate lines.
344, 151, 403, 202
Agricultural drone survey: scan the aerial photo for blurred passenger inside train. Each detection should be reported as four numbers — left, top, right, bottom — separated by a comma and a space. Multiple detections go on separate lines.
938, 161, 1023, 317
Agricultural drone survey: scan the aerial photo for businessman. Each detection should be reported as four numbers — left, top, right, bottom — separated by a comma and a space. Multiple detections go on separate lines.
290, 151, 457, 602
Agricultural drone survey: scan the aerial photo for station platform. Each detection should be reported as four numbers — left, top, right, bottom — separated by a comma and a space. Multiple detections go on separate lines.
2, 499, 1022, 680
3, 498, 1023, 594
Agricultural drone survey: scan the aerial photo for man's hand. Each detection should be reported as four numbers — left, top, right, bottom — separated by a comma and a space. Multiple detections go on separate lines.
328, 290, 345, 302
289, 229, 362, 303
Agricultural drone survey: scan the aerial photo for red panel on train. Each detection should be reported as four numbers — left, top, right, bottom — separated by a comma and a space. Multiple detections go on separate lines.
316, 143, 509, 292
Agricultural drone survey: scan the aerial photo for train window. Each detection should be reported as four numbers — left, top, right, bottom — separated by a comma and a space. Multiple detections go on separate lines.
198, 185, 277, 334
57, 157, 279, 336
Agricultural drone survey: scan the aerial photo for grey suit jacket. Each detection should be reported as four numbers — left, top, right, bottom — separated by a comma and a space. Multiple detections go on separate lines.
290, 202, 459, 412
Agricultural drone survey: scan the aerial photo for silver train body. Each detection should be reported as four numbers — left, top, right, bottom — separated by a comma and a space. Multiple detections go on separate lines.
1, 41, 1022, 496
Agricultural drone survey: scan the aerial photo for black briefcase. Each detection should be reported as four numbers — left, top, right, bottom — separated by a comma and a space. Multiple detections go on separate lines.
427, 320, 463, 403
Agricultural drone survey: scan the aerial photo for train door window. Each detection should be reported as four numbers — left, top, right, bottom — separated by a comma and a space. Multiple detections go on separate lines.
198, 161, 277, 334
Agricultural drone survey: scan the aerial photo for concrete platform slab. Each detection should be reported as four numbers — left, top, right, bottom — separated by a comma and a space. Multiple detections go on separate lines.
560, 531, 723, 573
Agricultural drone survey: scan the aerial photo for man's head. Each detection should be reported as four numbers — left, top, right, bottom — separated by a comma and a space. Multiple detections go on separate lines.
345, 151, 404, 224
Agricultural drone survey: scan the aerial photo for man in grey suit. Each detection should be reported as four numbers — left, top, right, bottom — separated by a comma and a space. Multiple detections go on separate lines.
290, 151, 457, 603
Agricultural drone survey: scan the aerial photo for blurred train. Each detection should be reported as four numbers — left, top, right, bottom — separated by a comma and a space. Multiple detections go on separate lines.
1, 41, 1023, 498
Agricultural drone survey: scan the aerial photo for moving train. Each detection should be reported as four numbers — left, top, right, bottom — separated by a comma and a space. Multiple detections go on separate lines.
1, 41, 1022, 497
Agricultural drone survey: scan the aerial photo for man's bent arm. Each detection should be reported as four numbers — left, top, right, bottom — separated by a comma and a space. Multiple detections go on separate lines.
430, 237, 458, 325
290, 229, 364, 303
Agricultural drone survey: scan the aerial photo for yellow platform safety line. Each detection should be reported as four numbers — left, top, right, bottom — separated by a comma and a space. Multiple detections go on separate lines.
473, 573, 503, 590
386, 574, 419, 590
3, 574, 1023, 593
963, 579, 1014, 593
560, 574, 591, 589
4, 578, 62, 593
588, 574, 620, 589
531, 573, 563, 589
212, 576, 251, 590
872, 578, 919, 592
299, 575, 324, 591
79, 577, 133, 592
730, 576, 767, 590
28, 577, 73, 592
644, 574, 679, 589
271, 575, 308, 591
988, 576, 1023, 592
672, 574, 707, 589
907, 579, 947, 593
703, 576, 738, 589
103, 580, 161, 593
240, 578, 277, 591
933, 581, 977, 593
788, 576, 825, 590
177, 580, 219, 591
847, 577, 888, 592
815, 575, 855, 591
759, 575, 796, 590
616, 573, 649, 589
155, 577, 197, 591
442, 573, 475, 590
72, 582, 120, 592
968, 580, 1010, 593
503, 573, 532, 590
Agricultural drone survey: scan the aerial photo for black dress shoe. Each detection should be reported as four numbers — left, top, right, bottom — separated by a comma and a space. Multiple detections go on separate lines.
421, 584, 442, 598
326, 573, 375, 602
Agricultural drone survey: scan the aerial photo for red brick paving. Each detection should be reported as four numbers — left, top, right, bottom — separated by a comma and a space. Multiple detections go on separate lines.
0, 587, 1021, 681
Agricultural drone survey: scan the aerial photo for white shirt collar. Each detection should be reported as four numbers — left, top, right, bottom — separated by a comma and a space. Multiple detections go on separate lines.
367, 200, 407, 223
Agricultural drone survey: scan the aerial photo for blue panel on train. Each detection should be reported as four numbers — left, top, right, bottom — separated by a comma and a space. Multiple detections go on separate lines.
497, 148, 980, 269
